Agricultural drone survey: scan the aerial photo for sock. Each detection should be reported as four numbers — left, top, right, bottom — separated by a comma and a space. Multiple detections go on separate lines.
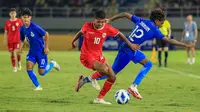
98, 77, 116, 99
130, 83, 137, 90
85, 72, 104, 83
17, 55, 21, 63
164, 51, 168, 65
133, 61, 152, 86
192, 57, 195, 63
158, 51, 161, 66
27, 70, 40, 87
11, 55, 16, 68
40, 62, 54, 76
187, 57, 191, 63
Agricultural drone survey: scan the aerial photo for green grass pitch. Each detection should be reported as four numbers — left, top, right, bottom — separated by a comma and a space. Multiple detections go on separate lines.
0, 50, 200, 112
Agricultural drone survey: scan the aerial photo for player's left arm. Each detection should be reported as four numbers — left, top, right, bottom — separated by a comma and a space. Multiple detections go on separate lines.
117, 32, 140, 50
162, 37, 189, 47
44, 32, 49, 55
194, 22, 198, 43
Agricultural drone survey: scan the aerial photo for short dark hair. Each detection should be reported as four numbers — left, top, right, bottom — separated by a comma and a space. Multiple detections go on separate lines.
94, 10, 106, 19
9, 8, 16, 12
20, 8, 32, 16
150, 8, 165, 21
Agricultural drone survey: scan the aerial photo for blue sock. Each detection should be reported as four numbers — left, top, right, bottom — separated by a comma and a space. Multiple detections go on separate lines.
40, 62, 54, 76
133, 61, 152, 86
85, 75, 108, 83
27, 70, 40, 87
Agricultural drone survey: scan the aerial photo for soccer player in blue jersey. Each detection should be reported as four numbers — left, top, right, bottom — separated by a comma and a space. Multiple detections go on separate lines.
16, 8, 60, 90
86, 8, 193, 100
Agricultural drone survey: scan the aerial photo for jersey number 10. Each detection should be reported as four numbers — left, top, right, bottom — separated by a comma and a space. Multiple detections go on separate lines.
94, 37, 101, 44
129, 25, 144, 42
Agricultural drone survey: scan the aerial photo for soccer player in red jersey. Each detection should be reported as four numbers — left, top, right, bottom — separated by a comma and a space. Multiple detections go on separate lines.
3, 8, 23, 72
72, 10, 139, 104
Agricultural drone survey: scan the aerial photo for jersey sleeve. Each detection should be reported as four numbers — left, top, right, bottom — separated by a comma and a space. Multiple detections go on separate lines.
19, 19, 23, 27
155, 28, 165, 39
20, 27, 25, 42
81, 23, 88, 34
193, 22, 197, 30
35, 24, 46, 37
4, 21, 8, 32
107, 25, 119, 37
131, 14, 142, 23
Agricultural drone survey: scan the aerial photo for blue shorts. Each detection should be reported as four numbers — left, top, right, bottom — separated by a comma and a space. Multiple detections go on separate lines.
112, 46, 146, 74
26, 52, 48, 69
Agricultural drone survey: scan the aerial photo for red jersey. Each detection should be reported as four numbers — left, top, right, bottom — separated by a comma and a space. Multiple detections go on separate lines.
81, 22, 119, 57
4, 18, 23, 43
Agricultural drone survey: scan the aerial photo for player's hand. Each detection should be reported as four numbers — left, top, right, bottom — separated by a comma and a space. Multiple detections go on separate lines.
105, 19, 111, 24
3, 40, 7, 47
72, 40, 77, 48
194, 39, 197, 43
44, 47, 49, 55
186, 43, 195, 48
130, 44, 140, 50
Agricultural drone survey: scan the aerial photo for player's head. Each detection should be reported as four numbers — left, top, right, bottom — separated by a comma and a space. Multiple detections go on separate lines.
20, 8, 32, 25
186, 15, 193, 22
93, 10, 106, 29
150, 8, 165, 27
9, 8, 17, 19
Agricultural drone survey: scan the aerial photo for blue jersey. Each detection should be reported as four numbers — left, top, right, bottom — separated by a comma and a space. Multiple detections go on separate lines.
122, 15, 164, 47
20, 22, 46, 54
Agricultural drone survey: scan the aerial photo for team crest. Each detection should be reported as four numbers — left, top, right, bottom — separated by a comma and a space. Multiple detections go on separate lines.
102, 33, 106, 38
30, 32, 35, 37
16, 22, 19, 26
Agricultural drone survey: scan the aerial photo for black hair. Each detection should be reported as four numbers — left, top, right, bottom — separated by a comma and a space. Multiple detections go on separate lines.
150, 8, 165, 21
9, 8, 16, 12
20, 8, 32, 16
94, 10, 106, 19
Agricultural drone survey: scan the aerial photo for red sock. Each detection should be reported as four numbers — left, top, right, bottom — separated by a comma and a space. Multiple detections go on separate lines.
91, 72, 104, 79
11, 56, 16, 67
17, 55, 21, 63
97, 77, 116, 99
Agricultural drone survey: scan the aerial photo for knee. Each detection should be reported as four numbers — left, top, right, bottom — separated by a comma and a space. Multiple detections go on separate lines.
144, 61, 152, 68
102, 66, 109, 74
38, 69, 45, 76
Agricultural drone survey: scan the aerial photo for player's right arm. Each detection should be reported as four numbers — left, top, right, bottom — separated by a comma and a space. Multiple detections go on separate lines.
16, 27, 25, 54
107, 12, 141, 23
3, 21, 8, 46
71, 30, 83, 48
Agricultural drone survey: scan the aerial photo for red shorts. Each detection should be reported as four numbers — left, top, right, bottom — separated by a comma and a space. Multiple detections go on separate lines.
80, 54, 106, 70
8, 43, 20, 52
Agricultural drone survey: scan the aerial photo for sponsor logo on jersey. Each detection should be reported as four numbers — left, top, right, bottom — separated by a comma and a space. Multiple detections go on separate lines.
102, 33, 106, 38
16, 22, 19, 26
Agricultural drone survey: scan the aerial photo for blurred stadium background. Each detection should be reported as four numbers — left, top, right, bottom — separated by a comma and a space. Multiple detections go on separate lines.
0, 0, 200, 50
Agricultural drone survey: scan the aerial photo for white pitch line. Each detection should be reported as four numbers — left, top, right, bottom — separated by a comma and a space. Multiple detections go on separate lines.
161, 67, 200, 79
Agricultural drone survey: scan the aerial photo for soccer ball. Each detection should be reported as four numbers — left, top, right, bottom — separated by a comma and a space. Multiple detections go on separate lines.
114, 89, 130, 104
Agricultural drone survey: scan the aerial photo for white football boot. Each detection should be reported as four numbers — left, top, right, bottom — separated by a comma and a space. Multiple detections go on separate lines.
91, 78, 100, 90
13, 67, 17, 72
34, 86, 43, 91
50, 60, 60, 71
93, 98, 111, 104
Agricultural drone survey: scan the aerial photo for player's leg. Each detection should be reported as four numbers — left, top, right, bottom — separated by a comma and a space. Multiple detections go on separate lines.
15, 43, 21, 70
38, 55, 60, 76
8, 43, 17, 72
26, 54, 41, 90
190, 42, 195, 64
163, 41, 169, 67
88, 49, 131, 81
128, 50, 152, 100
157, 39, 162, 67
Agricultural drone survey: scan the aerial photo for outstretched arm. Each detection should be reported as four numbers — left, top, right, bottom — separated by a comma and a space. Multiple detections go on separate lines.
162, 37, 188, 47
109, 12, 132, 22
72, 30, 83, 48
117, 32, 139, 50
